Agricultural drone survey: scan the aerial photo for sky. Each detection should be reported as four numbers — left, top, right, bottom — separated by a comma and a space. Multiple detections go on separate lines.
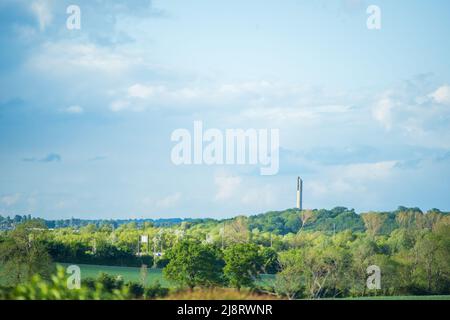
1, 0, 450, 219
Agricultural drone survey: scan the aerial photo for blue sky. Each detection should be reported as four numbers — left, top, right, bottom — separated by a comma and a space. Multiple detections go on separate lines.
1, 0, 450, 219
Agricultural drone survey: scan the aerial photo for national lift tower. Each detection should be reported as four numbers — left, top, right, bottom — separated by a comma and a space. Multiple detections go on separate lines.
296, 177, 303, 211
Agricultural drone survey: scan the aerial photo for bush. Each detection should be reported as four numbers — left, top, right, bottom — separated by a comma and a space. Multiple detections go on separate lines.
125, 281, 144, 299
0, 266, 129, 300
144, 281, 169, 299
97, 272, 124, 292
82, 277, 96, 290
155, 257, 170, 268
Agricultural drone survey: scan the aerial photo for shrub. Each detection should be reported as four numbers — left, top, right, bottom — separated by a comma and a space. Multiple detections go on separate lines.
125, 281, 144, 299
97, 272, 124, 292
0, 266, 129, 300
144, 281, 169, 299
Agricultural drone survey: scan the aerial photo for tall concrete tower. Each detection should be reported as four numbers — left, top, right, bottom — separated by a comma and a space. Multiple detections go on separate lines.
296, 177, 303, 210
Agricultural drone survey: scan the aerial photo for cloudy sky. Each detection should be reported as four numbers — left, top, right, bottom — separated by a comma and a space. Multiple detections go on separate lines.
1, 0, 450, 219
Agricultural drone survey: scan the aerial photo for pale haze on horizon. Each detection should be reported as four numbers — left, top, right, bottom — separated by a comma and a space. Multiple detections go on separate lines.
1, 0, 450, 220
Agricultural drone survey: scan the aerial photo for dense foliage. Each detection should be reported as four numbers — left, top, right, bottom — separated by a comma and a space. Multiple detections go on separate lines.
223, 243, 264, 290
163, 240, 224, 289
0, 220, 53, 286
0, 206, 449, 299
0, 266, 168, 300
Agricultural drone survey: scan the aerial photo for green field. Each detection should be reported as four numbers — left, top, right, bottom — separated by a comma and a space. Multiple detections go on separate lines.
58, 263, 277, 288
2, 263, 450, 300
58, 263, 172, 287
56, 264, 450, 300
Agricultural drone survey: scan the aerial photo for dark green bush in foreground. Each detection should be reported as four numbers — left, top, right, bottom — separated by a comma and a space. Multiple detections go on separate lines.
0, 266, 169, 300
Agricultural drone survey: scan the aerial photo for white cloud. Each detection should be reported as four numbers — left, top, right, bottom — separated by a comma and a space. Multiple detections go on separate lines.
1, 194, 21, 207
128, 84, 166, 99
372, 96, 395, 130
155, 193, 182, 208
214, 174, 242, 201
110, 100, 131, 112
65, 105, 84, 114
127, 83, 206, 101
241, 185, 277, 207
239, 104, 352, 123
367, 83, 450, 147
429, 85, 450, 104
308, 160, 398, 209
212, 173, 277, 208
310, 161, 397, 196
218, 81, 274, 95
110, 81, 353, 116
29, 42, 139, 74
338, 161, 398, 181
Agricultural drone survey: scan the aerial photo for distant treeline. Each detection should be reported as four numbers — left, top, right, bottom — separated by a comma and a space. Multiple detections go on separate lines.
1, 206, 448, 234
0, 214, 213, 231
248, 206, 449, 235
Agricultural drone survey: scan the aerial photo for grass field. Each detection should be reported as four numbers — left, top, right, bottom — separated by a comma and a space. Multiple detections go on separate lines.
58, 263, 276, 288
58, 263, 172, 287
2, 263, 450, 300
1, 263, 274, 288
56, 264, 450, 300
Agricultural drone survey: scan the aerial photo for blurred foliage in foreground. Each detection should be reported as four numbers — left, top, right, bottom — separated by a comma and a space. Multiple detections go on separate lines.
0, 265, 272, 300
0, 265, 168, 300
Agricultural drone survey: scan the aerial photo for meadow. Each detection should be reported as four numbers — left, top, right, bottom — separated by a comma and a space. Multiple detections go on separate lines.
58, 263, 172, 287
56, 263, 450, 300
57, 263, 276, 288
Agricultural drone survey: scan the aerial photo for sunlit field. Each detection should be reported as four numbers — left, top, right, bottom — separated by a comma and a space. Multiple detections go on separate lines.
58, 263, 172, 287
57, 263, 276, 289
50, 264, 450, 300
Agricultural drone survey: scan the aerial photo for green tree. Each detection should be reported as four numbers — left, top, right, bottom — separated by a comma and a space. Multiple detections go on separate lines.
259, 247, 278, 274
414, 227, 450, 294
274, 249, 304, 299
223, 243, 263, 290
361, 212, 387, 237
163, 240, 224, 290
298, 210, 314, 234
349, 237, 379, 296
301, 246, 349, 298
225, 216, 250, 244
0, 220, 53, 285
